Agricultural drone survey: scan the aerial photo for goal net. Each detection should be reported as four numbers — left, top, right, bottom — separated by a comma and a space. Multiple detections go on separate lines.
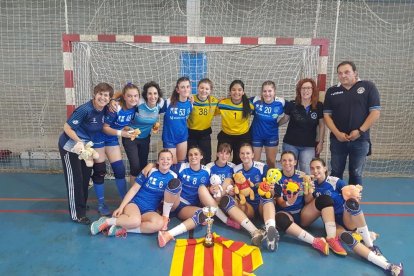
66, 36, 324, 171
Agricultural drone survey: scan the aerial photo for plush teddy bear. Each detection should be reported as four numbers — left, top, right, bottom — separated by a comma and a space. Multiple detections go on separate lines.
258, 180, 272, 199
233, 172, 255, 205
209, 174, 223, 198
72, 141, 99, 167
300, 174, 314, 195
341, 184, 363, 201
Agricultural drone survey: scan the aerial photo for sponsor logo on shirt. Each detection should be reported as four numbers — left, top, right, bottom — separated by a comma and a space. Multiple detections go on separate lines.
331, 91, 343, 96
311, 112, 317, 119
72, 120, 79, 125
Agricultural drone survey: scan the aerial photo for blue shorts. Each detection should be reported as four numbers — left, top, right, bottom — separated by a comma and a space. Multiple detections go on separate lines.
252, 137, 279, 148
132, 198, 157, 215
92, 133, 106, 149
277, 211, 301, 225
335, 212, 352, 231
104, 134, 120, 147
163, 138, 187, 149
170, 198, 201, 217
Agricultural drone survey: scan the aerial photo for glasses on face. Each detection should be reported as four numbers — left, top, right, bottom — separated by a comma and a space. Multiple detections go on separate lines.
301, 87, 313, 91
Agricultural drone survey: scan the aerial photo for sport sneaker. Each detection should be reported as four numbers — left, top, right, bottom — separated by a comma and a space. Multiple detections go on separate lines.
326, 236, 347, 256
158, 231, 174, 248
387, 263, 404, 276
161, 216, 170, 231
370, 245, 388, 262
251, 229, 266, 247
107, 225, 127, 238
266, 226, 280, 251
226, 218, 241, 230
312, 237, 329, 255
90, 217, 110, 235
98, 203, 111, 216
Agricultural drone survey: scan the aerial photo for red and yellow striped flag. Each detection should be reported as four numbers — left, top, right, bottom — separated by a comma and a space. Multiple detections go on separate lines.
170, 233, 263, 276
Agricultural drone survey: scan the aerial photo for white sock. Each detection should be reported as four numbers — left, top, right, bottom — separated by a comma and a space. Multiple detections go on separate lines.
367, 252, 389, 270
241, 218, 257, 235
127, 227, 141, 233
325, 221, 337, 238
215, 208, 228, 224
162, 202, 174, 218
297, 230, 315, 244
265, 219, 276, 232
106, 217, 116, 226
357, 225, 373, 247
168, 223, 187, 238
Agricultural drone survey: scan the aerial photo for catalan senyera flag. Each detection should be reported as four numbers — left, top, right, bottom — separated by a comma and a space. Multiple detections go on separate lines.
170, 233, 263, 276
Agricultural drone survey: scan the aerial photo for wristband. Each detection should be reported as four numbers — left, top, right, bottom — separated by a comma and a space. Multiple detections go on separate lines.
117, 130, 122, 137
358, 128, 365, 136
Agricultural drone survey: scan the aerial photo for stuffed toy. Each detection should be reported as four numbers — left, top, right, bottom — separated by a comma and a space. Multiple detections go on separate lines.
257, 168, 282, 199
233, 172, 255, 205
209, 174, 223, 198
282, 181, 300, 198
124, 127, 141, 141
300, 174, 314, 195
341, 184, 363, 201
152, 121, 160, 134
72, 141, 99, 167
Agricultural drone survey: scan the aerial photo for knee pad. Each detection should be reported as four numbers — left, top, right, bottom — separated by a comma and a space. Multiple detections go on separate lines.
315, 194, 334, 211
111, 160, 126, 179
275, 212, 293, 232
166, 178, 182, 195
219, 195, 236, 213
191, 209, 207, 226
339, 231, 358, 249
344, 198, 362, 216
91, 162, 106, 184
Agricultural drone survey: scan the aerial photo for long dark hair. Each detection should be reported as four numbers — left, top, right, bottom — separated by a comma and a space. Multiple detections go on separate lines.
229, 80, 251, 118
170, 76, 190, 107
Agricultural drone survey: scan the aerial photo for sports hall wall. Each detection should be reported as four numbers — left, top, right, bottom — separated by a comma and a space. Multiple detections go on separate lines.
0, 0, 413, 176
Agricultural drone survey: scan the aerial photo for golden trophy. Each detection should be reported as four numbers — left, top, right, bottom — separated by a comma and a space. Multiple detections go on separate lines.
202, 206, 217, 247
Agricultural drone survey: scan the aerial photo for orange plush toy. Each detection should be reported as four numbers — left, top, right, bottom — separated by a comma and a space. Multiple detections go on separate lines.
124, 127, 141, 141
233, 172, 255, 205
341, 184, 363, 201
152, 122, 160, 134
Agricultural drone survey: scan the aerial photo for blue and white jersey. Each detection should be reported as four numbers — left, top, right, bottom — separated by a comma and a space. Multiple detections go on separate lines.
172, 163, 210, 206
250, 96, 285, 140
205, 161, 235, 183
161, 99, 193, 144
58, 100, 106, 151
104, 105, 136, 131
233, 161, 268, 207
313, 176, 347, 215
276, 171, 305, 214
130, 98, 164, 138
133, 168, 177, 211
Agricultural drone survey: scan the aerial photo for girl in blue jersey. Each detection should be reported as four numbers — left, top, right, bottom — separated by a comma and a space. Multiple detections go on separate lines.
90, 149, 177, 237
92, 83, 140, 216
206, 143, 236, 199
156, 147, 266, 248
233, 143, 279, 251
216, 80, 253, 164
122, 81, 164, 185
274, 151, 345, 255
161, 77, 193, 164
250, 80, 285, 168
310, 158, 403, 275
58, 82, 114, 225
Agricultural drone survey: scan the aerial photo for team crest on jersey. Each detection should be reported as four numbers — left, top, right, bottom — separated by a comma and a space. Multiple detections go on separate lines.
72, 120, 79, 125
91, 117, 97, 124
357, 87, 365, 94
311, 112, 317, 119
200, 176, 207, 183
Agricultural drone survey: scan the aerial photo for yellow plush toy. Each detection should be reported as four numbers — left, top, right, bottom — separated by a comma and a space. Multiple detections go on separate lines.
258, 168, 282, 199
73, 141, 99, 167
233, 172, 255, 205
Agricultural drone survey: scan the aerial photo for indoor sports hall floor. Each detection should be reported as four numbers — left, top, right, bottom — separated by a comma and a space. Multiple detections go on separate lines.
0, 173, 412, 275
